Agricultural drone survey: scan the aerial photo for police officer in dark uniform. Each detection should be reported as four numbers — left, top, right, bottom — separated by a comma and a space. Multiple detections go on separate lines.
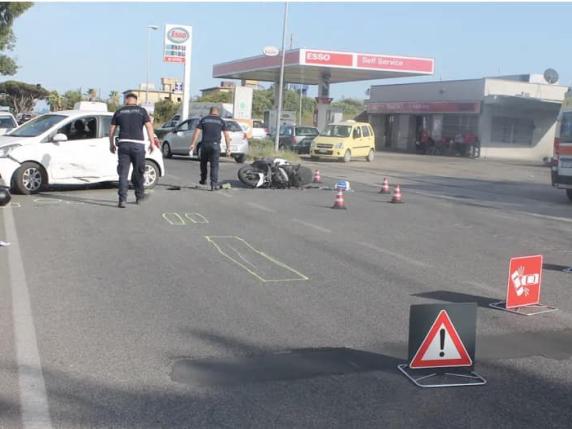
189, 107, 231, 190
109, 93, 158, 208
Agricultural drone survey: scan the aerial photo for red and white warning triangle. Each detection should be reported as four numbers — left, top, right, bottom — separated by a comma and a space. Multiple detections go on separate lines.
410, 310, 472, 369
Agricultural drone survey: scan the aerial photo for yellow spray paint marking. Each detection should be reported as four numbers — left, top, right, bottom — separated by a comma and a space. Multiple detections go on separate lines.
33, 198, 62, 206
205, 236, 308, 282
162, 212, 209, 225
185, 213, 209, 224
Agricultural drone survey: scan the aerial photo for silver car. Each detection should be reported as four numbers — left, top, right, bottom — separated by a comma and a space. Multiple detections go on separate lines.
161, 117, 249, 163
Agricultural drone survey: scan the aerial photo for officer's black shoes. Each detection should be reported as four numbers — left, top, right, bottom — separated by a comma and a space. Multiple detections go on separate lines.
118, 201, 126, 208
210, 184, 219, 191
199, 180, 207, 185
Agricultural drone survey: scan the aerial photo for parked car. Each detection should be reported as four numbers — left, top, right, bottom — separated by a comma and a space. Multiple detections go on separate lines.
251, 119, 268, 140
0, 110, 165, 194
155, 115, 181, 140
553, 88, 572, 201
161, 117, 249, 163
276, 125, 319, 151
310, 120, 376, 162
295, 136, 317, 155
0, 112, 18, 135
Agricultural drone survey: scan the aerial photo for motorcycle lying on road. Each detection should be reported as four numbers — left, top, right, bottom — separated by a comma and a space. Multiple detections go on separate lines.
237, 158, 313, 189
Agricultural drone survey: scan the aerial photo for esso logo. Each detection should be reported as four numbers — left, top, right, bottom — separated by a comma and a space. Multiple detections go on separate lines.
168, 28, 190, 44
307, 52, 331, 62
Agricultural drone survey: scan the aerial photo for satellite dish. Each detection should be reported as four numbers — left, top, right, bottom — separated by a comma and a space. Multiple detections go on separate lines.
544, 68, 559, 84
263, 46, 279, 57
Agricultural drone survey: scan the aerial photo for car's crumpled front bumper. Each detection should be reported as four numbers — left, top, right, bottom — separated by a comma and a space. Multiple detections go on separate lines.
0, 157, 20, 187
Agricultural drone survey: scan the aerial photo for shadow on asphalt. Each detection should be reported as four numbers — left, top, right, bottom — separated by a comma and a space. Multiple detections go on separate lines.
543, 263, 572, 272
411, 290, 499, 309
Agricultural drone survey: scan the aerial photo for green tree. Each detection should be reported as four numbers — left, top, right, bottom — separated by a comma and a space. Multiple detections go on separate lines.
0, 80, 48, 114
154, 99, 180, 125
252, 88, 273, 118
331, 98, 365, 120
0, 3, 33, 76
196, 91, 231, 103
61, 89, 81, 109
47, 90, 64, 111
107, 90, 120, 112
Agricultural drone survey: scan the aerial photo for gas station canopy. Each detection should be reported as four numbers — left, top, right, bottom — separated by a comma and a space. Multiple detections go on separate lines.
213, 48, 435, 84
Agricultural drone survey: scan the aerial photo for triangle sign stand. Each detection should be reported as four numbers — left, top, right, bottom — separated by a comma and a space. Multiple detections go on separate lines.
410, 310, 472, 369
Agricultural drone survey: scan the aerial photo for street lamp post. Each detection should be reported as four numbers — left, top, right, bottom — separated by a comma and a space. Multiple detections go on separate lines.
145, 25, 159, 104
274, 2, 288, 152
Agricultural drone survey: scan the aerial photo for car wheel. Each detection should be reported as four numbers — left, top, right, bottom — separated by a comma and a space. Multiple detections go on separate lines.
143, 161, 159, 189
567, 189, 572, 202
233, 154, 246, 163
366, 149, 375, 162
343, 150, 352, 163
13, 162, 46, 194
162, 142, 172, 159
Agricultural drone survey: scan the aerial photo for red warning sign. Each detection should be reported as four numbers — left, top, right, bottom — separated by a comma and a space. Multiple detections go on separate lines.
410, 310, 472, 369
505, 255, 543, 309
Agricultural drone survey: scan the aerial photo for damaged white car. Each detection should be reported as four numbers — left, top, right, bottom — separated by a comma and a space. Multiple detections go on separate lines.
0, 109, 165, 194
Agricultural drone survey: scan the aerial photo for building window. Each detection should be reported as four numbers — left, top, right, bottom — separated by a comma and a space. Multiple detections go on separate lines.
491, 116, 534, 145
442, 114, 478, 139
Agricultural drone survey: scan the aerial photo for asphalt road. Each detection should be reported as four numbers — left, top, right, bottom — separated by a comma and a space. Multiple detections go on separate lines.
1, 152, 571, 428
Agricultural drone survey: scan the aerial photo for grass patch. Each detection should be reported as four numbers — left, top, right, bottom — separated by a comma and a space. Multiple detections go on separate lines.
248, 139, 301, 162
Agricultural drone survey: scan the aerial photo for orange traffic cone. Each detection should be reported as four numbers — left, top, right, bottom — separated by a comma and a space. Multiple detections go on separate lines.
313, 169, 321, 183
391, 185, 403, 204
380, 177, 390, 193
332, 189, 346, 209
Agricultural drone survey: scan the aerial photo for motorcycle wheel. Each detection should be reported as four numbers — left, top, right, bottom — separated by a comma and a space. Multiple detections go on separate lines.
238, 165, 263, 188
296, 166, 314, 186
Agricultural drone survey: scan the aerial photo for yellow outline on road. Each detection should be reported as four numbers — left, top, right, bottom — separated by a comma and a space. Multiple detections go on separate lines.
185, 213, 209, 224
0, 202, 21, 209
205, 235, 309, 283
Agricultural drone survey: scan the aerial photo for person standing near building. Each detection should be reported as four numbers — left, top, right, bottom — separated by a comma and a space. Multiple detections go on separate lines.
189, 107, 231, 190
109, 93, 159, 208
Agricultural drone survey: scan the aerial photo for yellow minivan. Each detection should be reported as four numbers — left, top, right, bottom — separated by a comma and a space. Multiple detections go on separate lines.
310, 120, 376, 162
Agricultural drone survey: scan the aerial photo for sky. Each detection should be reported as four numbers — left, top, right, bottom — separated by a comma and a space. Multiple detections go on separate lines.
9, 2, 572, 103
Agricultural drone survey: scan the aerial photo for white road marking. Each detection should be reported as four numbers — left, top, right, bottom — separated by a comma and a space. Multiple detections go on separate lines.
525, 212, 572, 224
246, 202, 276, 213
3, 206, 53, 428
357, 241, 430, 268
292, 218, 331, 233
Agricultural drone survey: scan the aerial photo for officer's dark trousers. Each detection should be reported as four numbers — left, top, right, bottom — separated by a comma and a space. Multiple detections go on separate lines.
200, 142, 220, 186
117, 142, 145, 202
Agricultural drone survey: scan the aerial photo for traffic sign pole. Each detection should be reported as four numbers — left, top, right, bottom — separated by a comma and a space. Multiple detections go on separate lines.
182, 29, 192, 121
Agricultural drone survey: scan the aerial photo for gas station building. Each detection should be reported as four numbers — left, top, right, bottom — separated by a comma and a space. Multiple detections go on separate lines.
213, 48, 434, 133
366, 74, 568, 161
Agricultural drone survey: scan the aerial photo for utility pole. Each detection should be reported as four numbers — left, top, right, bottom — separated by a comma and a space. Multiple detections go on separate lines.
274, 2, 288, 152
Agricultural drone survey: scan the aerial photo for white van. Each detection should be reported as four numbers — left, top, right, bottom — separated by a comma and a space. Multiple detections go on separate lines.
552, 88, 572, 202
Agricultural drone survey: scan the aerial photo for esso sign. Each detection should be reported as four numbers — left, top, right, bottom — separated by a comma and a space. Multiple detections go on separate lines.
168, 28, 190, 44
307, 52, 331, 62
263, 46, 280, 57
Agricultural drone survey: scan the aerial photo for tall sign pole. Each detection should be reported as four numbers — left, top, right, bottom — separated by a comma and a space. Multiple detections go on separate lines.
274, 2, 288, 152
163, 24, 193, 121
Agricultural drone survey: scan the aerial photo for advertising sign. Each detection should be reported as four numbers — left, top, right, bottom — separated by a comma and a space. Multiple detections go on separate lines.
408, 303, 476, 370
505, 255, 543, 309
233, 86, 254, 120
164, 24, 192, 64
357, 54, 434, 73
304, 50, 353, 67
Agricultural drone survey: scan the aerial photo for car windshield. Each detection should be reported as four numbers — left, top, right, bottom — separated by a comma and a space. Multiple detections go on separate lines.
0, 117, 16, 128
296, 127, 319, 136
560, 112, 572, 143
323, 125, 351, 138
8, 114, 66, 137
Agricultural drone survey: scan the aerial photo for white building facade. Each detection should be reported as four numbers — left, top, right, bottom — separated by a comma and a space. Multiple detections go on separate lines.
366, 75, 568, 161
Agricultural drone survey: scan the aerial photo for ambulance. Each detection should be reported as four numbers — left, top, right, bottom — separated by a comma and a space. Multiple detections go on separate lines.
552, 88, 572, 202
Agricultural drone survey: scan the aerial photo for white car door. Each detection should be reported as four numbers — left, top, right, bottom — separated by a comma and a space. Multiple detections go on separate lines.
48, 116, 103, 181
171, 120, 195, 154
